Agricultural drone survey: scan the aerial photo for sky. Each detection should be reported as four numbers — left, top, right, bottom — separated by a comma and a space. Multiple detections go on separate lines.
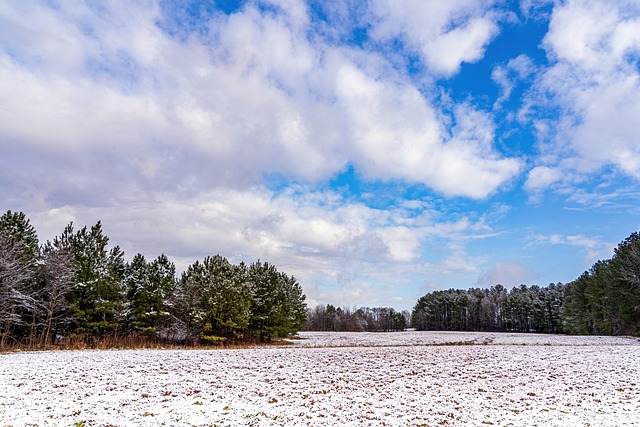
1, 0, 640, 311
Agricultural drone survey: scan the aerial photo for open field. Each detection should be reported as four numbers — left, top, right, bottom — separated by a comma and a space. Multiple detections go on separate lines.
1, 332, 639, 426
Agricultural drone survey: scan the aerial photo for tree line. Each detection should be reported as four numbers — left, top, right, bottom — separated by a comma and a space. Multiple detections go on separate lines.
0, 210, 307, 348
412, 231, 640, 336
304, 304, 410, 332
412, 284, 565, 333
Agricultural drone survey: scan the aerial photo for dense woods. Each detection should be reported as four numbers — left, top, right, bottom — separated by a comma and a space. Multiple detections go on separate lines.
304, 304, 410, 332
412, 284, 565, 333
412, 232, 640, 336
0, 211, 306, 348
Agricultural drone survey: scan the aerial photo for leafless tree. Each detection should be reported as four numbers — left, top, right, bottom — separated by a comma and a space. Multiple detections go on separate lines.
35, 245, 76, 346
0, 235, 37, 346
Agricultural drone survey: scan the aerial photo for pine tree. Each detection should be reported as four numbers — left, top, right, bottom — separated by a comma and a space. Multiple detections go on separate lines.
125, 253, 176, 337
54, 221, 126, 338
175, 255, 252, 344
248, 261, 306, 342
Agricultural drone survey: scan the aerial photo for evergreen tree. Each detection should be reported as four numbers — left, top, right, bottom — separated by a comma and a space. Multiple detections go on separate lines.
1, 211, 310, 347
412, 283, 566, 334
54, 221, 126, 338
563, 271, 595, 334
125, 253, 176, 336
614, 232, 640, 288
124, 253, 151, 330
147, 254, 177, 332
248, 261, 306, 342
175, 255, 252, 344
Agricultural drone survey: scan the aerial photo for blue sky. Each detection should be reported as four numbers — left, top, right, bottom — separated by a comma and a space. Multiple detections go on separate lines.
2, 0, 640, 310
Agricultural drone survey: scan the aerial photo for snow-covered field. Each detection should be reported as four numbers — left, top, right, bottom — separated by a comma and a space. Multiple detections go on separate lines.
289, 330, 640, 347
1, 332, 639, 426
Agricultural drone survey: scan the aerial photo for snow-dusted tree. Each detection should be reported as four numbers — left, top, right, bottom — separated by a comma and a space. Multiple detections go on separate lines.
172, 261, 205, 343
148, 254, 177, 334
54, 221, 126, 338
0, 211, 39, 346
35, 241, 76, 345
125, 253, 176, 336
248, 261, 306, 342
176, 255, 251, 344
0, 233, 36, 345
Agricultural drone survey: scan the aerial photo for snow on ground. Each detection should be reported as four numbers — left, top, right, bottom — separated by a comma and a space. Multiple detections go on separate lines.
289, 330, 640, 347
1, 332, 639, 426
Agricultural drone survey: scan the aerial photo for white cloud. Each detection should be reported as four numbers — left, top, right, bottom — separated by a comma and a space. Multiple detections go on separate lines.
543, 1, 640, 71
527, 0, 640, 197
438, 244, 485, 276
561, 186, 640, 213
519, 0, 554, 21
336, 65, 522, 197
529, 233, 599, 249
368, 0, 501, 76
524, 166, 563, 193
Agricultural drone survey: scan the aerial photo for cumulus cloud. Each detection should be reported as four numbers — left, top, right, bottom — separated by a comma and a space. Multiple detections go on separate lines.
524, 165, 563, 195
525, 0, 640, 197
336, 65, 522, 198
368, 0, 501, 76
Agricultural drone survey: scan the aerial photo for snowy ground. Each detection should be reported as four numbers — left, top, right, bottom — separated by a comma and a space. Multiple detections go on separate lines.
289, 330, 640, 347
1, 332, 639, 426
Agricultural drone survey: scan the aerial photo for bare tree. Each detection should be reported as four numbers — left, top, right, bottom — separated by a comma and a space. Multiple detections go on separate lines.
0, 234, 37, 346
36, 244, 76, 346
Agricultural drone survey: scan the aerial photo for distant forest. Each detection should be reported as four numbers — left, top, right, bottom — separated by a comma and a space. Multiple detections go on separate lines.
411, 232, 640, 336
3, 209, 639, 351
0, 210, 306, 348
304, 304, 410, 332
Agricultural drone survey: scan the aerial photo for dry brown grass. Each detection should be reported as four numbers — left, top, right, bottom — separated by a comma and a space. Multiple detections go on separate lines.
0, 334, 297, 353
